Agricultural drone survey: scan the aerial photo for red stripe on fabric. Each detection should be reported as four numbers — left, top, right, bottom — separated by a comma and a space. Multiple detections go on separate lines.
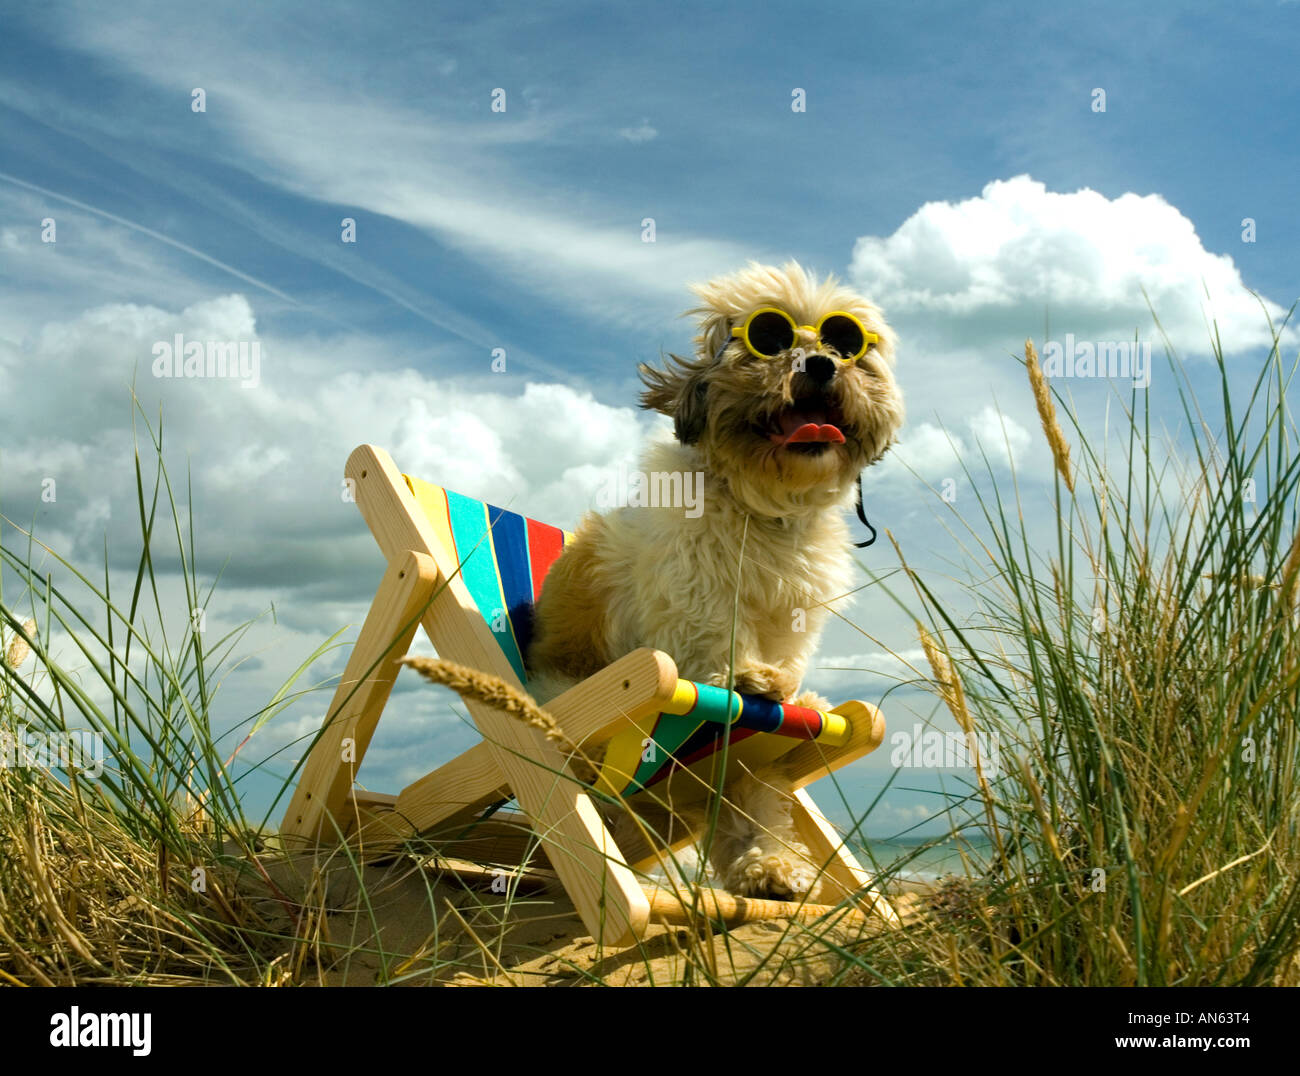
646, 727, 757, 787
778, 704, 825, 740
526, 517, 565, 601
441, 487, 457, 560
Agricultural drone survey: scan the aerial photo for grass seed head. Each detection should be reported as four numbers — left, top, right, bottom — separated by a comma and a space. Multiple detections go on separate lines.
1025, 339, 1075, 493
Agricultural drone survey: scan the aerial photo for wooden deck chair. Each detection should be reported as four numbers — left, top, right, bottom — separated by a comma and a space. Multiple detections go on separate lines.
281, 444, 895, 946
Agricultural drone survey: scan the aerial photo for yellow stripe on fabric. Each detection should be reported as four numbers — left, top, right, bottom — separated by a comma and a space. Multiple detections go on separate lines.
819, 711, 849, 745
403, 474, 530, 681
660, 679, 698, 716
405, 475, 455, 563
594, 725, 653, 799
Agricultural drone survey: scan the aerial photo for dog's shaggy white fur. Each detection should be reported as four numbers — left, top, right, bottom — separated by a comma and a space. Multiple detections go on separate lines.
527, 260, 904, 900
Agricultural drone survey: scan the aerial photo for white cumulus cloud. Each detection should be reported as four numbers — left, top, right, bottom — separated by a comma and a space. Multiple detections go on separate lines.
874, 422, 966, 483
966, 405, 1031, 467
850, 175, 1287, 355
0, 295, 652, 584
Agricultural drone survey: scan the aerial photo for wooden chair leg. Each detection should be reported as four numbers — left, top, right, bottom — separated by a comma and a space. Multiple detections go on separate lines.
408, 595, 653, 946
611, 700, 897, 924
782, 699, 887, 790
618, 786, 898, 924
349, 648, 679, 852
782, 702, 898, 922
790, 789, 900, 924
280, 551, 438, 846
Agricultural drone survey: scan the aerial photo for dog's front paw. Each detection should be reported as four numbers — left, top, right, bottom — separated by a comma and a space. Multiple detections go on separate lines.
721, 663, 800, 701
723, 847, 820, 902
788, 689, 832, 711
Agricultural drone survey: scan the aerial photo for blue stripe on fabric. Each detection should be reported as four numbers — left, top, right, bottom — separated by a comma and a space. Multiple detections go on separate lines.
445, 489, 527, 682
486, 503, 533, 672
734, 694, 784, 733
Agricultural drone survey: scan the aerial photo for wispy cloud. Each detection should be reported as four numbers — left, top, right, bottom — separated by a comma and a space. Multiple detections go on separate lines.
617, 119, 658, 143
0, 170, 301, 306
27, 5, 753, 330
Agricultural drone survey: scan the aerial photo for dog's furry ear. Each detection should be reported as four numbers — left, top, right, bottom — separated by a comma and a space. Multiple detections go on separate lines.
639, 354, 709, 445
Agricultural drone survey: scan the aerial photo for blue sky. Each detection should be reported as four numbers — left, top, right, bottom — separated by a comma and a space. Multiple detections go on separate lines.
1, 0, 1297, 844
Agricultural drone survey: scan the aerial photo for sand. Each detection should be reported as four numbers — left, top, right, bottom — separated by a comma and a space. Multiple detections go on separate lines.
246, 851, 924, 986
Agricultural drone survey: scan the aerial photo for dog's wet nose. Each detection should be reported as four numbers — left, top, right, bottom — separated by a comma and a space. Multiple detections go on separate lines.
801, 354, 837, 384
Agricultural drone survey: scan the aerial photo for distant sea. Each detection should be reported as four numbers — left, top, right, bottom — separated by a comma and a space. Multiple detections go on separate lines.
857, 835, 995, 882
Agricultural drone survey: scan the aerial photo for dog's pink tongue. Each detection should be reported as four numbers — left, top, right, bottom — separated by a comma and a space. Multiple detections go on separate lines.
770, 409, 845, 446
783, 423, 845, 444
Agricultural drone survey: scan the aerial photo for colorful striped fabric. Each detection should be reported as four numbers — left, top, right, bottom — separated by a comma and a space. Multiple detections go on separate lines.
594, 681, 847, 798
404, 475, 573, 684
402, 474, 850, 798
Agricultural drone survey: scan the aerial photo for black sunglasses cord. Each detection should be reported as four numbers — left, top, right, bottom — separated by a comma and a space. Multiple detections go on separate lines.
854, 472, 877, 548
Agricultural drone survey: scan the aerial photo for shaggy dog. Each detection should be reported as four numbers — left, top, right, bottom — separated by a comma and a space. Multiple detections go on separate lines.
526, 261, 904, 900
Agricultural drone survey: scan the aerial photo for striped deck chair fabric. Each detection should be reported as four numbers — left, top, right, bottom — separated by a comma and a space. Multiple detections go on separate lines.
403, 475, 849, 798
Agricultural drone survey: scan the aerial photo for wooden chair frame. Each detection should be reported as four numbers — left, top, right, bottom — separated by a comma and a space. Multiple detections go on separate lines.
281, 444, 894, 946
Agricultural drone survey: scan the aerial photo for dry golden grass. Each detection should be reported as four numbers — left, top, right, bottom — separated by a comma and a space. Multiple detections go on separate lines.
1025, 338, 1075, 492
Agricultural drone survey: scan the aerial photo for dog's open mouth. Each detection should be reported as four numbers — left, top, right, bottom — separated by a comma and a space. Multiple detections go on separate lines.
761, 399, 847, 453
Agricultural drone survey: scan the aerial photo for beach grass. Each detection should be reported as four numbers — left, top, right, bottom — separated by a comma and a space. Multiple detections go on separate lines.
2, 309, 1298, 986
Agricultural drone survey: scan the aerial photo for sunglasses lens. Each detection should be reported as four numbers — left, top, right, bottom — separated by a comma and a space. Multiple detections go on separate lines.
746, 311, 794, 356
819, 315, 866, 359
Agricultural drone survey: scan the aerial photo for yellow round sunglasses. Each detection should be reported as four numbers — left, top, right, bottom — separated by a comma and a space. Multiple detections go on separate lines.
728, 307, 879, 362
